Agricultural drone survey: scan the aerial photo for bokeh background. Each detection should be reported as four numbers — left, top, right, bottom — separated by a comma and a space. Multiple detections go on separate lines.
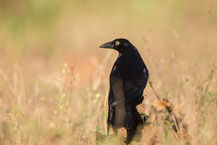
0, 0, 217, 145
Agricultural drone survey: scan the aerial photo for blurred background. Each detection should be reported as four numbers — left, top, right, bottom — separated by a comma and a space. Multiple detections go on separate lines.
0, 0, 217, 145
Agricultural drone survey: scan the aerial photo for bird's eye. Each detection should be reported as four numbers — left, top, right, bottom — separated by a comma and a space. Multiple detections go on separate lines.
115, 41, 120, 46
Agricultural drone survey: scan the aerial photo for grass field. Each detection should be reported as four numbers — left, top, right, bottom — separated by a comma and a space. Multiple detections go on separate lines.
0, 0, 217, 145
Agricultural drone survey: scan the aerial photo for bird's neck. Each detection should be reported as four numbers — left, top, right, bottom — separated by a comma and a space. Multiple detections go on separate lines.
118, 47, 137, 58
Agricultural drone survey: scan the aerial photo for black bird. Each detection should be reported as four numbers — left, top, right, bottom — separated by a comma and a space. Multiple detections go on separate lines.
100, 38, 149, 143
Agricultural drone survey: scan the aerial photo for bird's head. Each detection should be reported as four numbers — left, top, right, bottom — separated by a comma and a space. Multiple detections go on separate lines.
100, 38, 132, 53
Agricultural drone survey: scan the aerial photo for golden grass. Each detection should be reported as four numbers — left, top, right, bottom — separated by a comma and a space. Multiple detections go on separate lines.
0, 0, 217, 145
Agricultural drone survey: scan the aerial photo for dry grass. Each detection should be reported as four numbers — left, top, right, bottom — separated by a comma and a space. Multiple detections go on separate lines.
0, 0, 217, 145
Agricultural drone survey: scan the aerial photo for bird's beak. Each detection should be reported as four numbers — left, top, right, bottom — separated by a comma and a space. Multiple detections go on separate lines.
99, 41, 114, 49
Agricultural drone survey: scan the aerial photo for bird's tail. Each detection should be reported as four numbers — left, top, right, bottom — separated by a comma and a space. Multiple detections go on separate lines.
107, 122, 110, 136
107, 105, 113, 136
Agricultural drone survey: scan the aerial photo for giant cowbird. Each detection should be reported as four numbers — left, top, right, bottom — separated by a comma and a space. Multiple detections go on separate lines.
100, 38, 149, 143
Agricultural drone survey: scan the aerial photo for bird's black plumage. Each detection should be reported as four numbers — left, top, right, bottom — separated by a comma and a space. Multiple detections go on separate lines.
100, 38, 149, 143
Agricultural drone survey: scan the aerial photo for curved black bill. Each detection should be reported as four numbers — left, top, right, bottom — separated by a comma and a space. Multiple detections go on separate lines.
99, 41, 114, 48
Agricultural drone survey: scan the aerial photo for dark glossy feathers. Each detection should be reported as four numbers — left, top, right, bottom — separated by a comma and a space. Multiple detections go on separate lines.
101, 38, 148, 143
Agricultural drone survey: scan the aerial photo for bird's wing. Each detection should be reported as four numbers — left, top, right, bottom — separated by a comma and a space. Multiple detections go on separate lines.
123, 68, 149, 105
124, 77, 148, 106
109, 76, 147, 129
110, 77, 126, 128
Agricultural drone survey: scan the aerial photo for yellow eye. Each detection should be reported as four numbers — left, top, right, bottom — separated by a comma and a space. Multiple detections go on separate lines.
115, 41, 120, 46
